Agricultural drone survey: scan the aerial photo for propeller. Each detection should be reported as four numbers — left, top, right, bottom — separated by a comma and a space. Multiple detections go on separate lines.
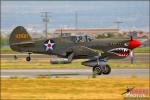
128, 31, 141, 64
129, 31, 134, 64
130, 49, 134, 64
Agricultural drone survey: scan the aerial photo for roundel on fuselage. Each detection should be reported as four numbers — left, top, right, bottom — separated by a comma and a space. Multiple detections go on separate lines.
44, 39, 56, 51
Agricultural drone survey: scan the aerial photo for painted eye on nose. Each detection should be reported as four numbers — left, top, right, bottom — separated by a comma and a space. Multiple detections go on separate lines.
124, 43, 128, 46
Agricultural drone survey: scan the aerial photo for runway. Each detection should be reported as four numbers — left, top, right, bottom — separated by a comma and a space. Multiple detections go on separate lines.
1, 68, 149, 78
1, 53, 149, 63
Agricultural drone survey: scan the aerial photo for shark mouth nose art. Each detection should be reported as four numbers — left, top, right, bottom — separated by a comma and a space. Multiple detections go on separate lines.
108, 48, 130, 57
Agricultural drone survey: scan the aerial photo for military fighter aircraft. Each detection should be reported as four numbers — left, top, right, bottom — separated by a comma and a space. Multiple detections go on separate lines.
9, 26, 141, 75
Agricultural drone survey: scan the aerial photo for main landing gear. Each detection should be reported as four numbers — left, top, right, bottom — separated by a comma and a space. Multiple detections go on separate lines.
93, 64, 111, 75
26, 52, 31, 61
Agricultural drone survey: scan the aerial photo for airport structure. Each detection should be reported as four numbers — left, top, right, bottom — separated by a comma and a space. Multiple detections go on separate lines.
54, 28, 120, 37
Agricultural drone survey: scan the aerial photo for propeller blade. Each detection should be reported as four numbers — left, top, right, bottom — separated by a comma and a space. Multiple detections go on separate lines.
130, 50, 133, 57
130, 50, 134, 64
129, 31, 133, 40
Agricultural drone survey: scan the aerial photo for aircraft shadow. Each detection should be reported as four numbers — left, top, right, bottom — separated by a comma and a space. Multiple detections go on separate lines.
38, 73, 80, 77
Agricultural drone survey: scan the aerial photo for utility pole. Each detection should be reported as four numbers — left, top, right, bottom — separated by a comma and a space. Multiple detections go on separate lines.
41, 12, 51, 38
114, 21, 123, 29
75, 11, 78, 34
61, 28, 63, 37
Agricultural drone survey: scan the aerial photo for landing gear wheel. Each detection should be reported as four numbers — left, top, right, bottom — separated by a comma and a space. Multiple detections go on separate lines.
26, 56, 31, 61
26, 52, 32, 61
102, 65, 111, 75
93, 66, 102, 75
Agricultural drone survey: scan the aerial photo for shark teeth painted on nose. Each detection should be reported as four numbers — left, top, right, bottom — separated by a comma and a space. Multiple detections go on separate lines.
108, 48, 130, 57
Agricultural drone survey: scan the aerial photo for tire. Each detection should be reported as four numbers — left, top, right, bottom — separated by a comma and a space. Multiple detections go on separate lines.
102, 65, 111, 75
93, 66, 102, 75
26, 56, 31, 61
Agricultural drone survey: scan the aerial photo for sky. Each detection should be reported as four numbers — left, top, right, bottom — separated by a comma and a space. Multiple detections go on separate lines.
1, 1, 149, 33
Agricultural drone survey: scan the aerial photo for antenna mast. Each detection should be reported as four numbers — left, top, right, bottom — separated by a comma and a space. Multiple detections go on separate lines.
114, 21, 123, 29
75, 11, 78, 34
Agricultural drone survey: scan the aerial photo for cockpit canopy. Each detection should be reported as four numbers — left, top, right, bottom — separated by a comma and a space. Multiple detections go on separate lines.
63, 35, 94, 43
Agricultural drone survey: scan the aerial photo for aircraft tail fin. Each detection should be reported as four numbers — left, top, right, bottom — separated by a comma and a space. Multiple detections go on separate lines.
9, 26, 32, 45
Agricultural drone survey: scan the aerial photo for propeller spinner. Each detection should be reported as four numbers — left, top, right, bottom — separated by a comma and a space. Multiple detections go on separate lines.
128, 32, 141, 64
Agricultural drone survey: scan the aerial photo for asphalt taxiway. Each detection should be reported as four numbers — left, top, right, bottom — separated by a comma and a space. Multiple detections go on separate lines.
1, 53, 149, 63
1, 68, 149, 78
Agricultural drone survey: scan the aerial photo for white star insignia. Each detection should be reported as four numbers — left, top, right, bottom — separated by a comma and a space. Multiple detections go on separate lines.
44, 40, 55, 51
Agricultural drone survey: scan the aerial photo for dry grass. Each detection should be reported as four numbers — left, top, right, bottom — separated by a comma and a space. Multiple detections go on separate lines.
1, 59, 86, 69
1, 77, 149, 100
1, 59, 149, 69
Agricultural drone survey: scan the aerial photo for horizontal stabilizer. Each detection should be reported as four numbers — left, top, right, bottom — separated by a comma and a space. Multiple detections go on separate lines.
10, 41, 34, 46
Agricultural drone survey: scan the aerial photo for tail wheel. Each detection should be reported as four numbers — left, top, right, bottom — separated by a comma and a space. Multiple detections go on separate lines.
26, 52, 31, 61
26, 56, 31, 61
102, 64, 111, 75
93, 66, 102, 75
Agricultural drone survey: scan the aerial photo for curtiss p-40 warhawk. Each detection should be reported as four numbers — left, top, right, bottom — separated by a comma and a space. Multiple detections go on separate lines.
9, 26, 141, 75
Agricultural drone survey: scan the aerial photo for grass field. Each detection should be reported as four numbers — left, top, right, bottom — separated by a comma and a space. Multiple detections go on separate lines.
1, 59, 149, 69
1, 47, 149, 53
1, 48, 14, 53
1, 77, 149, 100
134, 47, 149, 53
1, 47, 149, 69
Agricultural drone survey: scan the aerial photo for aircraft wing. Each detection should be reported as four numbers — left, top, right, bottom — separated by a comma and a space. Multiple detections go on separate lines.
71, 46, 101, 58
